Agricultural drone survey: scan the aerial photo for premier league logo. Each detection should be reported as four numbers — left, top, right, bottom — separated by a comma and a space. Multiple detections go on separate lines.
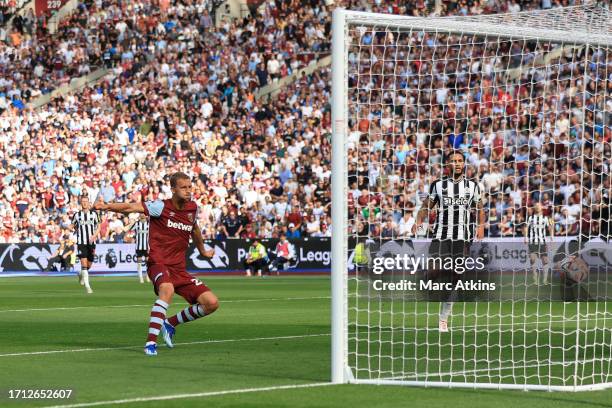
105, 248, 118, 269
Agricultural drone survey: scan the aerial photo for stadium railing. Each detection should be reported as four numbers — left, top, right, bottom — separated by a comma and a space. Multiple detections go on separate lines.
256, 54, 331, 101
30, 67, 109, 108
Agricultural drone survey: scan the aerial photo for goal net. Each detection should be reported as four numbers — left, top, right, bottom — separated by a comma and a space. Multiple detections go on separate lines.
331, 4, 612, 391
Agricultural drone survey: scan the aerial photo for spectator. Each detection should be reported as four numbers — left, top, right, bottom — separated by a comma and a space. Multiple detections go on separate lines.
221, 209, 242, 238
286, 223, 301, 239
398, 211, 416, 238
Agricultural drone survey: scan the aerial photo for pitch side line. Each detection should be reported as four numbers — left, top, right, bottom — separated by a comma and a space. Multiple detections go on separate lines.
41, 383, 334, 408
0, 296, 331, 313
0, 333, 331, 358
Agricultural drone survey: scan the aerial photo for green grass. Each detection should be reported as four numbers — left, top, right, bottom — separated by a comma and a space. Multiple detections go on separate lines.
0, 276, 610, 408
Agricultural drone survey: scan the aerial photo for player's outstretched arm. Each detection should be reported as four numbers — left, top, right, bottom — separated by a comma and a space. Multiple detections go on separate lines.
94, 198, 145, 214
192, 224, 215, 258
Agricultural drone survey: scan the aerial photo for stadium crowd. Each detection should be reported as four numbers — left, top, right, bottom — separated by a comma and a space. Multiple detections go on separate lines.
0, 0, 609, 244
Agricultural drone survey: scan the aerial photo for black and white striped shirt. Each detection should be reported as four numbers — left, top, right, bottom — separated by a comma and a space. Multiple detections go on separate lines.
428, 177, 481, 241
72, 210, 101, 245
131, 219, 149, 252
527, 215, 550, 244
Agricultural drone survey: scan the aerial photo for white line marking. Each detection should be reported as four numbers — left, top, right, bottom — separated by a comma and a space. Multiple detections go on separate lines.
41, 382, 333, 408
0, 333, 331, 358
0, 296, 331, 313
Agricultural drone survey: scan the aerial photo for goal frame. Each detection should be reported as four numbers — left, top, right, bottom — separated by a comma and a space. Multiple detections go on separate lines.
330, 7, 612, 391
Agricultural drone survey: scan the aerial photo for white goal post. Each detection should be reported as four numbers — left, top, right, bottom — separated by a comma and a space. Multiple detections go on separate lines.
331, 4, 612, 391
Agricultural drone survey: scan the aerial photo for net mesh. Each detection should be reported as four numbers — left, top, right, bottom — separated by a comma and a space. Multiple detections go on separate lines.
343, 4, 612, 390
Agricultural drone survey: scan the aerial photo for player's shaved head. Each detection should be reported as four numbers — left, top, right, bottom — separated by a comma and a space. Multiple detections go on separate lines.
170, 172, 191, 188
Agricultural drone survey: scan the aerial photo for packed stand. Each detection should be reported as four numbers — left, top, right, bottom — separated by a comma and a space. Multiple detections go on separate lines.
0, 0, 608, 244
346, 13, 611, 241
0, 0, 337, 243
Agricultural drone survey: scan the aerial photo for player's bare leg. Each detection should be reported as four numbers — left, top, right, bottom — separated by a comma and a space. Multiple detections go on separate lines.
162, 291, 219, 348
145, 282, 174, 356
197, 291, 220, 315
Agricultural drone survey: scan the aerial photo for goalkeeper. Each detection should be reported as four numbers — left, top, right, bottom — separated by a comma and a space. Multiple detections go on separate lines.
412, 151, 485, 332
554, 238, 594, 301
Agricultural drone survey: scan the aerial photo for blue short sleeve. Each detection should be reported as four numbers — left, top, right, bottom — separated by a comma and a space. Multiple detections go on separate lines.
145, 200, 164, 218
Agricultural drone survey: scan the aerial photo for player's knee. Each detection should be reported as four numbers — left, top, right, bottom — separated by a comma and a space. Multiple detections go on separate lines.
207, 298, 219, 314
200, 294, 219, 314
209, 302, 219, 314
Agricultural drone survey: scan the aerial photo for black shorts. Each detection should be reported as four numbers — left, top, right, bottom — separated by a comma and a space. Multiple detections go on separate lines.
528, 243, 547, 257
77, 244, 96, 262
429, 240, 470, 259
135, 250, 148, 258
423, 240, 471, 301
427, 240, 471, 277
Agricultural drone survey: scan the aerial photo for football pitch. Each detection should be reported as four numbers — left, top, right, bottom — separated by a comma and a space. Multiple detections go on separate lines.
1, 276, 611, 408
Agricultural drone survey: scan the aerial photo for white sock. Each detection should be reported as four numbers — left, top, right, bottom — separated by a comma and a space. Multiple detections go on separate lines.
440, 301, 454, 321
137, 262, 143, 282
543, 264, 551, 281
82, 269, 92, 290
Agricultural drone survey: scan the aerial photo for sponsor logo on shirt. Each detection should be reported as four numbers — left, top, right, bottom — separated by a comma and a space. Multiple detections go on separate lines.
167, 219, 194, 232
443, 197, 470, 206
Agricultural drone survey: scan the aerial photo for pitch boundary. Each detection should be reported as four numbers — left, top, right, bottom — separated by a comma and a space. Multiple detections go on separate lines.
0, 296, 331, 313
40, 382, 334, 408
